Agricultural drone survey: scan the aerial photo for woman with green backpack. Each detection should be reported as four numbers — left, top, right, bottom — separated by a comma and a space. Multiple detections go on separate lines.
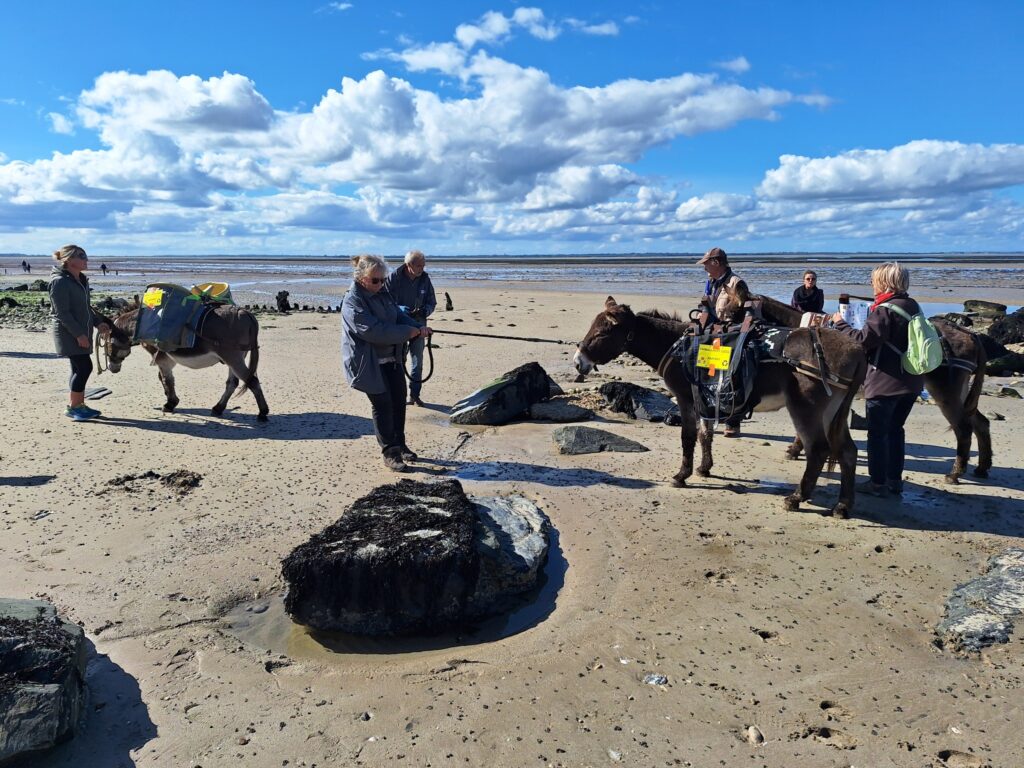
831, 262, 936, 498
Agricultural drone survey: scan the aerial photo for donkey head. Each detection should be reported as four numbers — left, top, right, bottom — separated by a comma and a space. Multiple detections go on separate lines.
574, 296, 636, 374
715, 280, 751, 325
105, 309, 137, 373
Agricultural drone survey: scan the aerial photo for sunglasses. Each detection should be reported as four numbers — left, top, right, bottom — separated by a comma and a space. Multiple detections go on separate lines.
368, 277, 385, 285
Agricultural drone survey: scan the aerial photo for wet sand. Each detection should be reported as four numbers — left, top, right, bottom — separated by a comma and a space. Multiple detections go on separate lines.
2, 283, 1023, 767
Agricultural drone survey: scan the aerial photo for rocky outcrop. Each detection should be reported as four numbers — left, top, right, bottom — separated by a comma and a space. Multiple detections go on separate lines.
986, 311, 1024, 347
986, 353, 1024, 377
450, 362, 561, 425
0, 599, 87, 765
963, 299, 1006, 318
598, 382, 675, 422
282, 480, 549, 636
552, 425, 648, 455
935, 548, 1024, 655
275, 290, 291, 313
528, 399, 592, 422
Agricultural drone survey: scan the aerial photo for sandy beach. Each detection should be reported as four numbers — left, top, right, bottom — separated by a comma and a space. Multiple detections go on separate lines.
2, 281, 1023, 768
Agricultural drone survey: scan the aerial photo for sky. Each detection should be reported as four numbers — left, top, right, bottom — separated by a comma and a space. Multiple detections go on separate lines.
0, 1, 1022, 256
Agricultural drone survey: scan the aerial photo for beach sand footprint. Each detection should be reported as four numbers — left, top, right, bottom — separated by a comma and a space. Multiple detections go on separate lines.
794, 726, 857, 750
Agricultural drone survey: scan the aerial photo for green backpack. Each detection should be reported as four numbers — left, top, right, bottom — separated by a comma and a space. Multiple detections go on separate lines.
877, 302, 943, 375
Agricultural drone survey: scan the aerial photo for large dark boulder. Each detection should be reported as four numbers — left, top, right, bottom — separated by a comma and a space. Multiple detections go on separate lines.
935, 548, 1024, 655
282, 480, 549, 635
986, 353, 1024, 377
599, 382, 675, 422
450, 362, 561, 425
986, 313, 1024, 346
976, 333, 1010, 361
29, 279, 49, 292
0, 599, 87, 764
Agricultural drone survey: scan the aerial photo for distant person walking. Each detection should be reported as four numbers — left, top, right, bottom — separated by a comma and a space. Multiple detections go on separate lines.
100, 262, 108, 275
831, 262, 922, 498
21, 259, 29, 273
342, 254, 431, 472
49, 245, 110, 421
791, 270, 825, 313
385, 249, 436, 406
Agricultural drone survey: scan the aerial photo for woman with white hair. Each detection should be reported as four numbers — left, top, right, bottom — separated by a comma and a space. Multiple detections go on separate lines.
831, 262, 923, 498
49, 244, 109, 421
341, 254, 432, 472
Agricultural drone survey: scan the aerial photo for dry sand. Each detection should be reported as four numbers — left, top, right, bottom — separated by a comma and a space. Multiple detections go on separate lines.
2, 284, 1023, 768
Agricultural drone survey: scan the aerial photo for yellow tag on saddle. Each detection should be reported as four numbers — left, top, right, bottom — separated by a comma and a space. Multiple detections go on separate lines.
696, 342, 732, 375
142, 287, 166, 309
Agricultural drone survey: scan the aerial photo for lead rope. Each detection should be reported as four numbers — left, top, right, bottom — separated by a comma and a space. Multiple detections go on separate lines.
94, 330, 109, 375
403, 335, 436, 385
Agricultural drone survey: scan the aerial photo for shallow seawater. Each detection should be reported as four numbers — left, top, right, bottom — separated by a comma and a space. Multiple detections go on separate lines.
221, 529, 567, 661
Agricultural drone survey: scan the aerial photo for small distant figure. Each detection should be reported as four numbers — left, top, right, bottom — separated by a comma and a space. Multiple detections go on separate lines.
791, 270, 824, 313
385, 249, 436, 407
444, 291, 454, 311
21, 259, 29, 273
100, 263, 108, 275
275, 290, 291, 313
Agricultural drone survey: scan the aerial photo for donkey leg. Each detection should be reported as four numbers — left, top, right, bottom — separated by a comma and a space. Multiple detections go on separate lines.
695, 419, 715, 477
211, 372, 239, 417
248, 377, 270, 422
785, 435, 804, 460
221, 351, 269, 422
972, 411, 992, 478
157, 357, 179, 413
672, 409, 698, 487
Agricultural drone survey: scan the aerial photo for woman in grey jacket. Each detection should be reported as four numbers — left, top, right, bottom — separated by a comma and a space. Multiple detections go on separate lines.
49, 245, 109, 421
342, 254, 431, 471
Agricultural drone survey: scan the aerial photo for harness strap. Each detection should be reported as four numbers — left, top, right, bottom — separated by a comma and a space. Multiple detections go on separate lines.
809, 326, 833, 397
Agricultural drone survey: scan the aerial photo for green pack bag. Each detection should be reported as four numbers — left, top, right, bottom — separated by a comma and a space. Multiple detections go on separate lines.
878, 302, 943, 375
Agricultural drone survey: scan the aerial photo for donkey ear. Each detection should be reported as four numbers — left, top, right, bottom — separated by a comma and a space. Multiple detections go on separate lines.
604, 296, 617, 310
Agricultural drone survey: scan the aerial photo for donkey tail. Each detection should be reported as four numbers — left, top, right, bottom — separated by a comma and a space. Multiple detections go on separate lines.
233, 327, 260, 399
962, 341, 987, 418
826, 358, 866, 472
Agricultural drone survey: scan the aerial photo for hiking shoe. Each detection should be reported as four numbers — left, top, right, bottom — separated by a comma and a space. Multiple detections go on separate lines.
382, 448, 407, 472
400, 446, 418, 462
856, 480, 889, 498
409, 396, 424, 407
65, 405, 97, 422
80, 405, 101, 418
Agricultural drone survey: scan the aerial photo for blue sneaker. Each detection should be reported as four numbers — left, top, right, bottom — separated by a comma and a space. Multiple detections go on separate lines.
65, 405, 97, 421
80, 405, 102, 418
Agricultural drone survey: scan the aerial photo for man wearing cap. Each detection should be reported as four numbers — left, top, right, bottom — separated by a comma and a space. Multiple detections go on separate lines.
697, 246, 749, 437
385, 249, 436, 406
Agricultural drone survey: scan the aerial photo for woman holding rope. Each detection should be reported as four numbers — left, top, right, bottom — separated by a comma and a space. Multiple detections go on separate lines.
341, 254, 432, 472
49, 244, 109, 422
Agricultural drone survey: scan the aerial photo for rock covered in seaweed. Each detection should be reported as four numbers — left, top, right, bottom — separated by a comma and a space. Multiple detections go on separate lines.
281, 479, 549, 636
0, 599, 87, 764
935, 548, 1024, 655
450, 362, 561, 425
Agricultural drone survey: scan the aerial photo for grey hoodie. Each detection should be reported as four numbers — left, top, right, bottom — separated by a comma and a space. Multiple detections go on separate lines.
49, 265, 96, 356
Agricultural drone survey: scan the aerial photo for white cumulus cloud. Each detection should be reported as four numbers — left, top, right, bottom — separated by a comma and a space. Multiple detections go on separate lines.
715, 56, 750, 74
48, 112, 75, 134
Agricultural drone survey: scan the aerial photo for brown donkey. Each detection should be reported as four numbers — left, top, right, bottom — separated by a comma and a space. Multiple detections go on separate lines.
734, 294, 992, 483
575, 297, 867, 518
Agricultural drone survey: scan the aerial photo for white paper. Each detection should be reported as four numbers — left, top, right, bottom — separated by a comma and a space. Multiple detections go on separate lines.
838, 301, 870, 330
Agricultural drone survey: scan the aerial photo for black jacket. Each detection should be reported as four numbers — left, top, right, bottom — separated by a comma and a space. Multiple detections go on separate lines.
834, 294, 924, 398
791, 286, 824, 313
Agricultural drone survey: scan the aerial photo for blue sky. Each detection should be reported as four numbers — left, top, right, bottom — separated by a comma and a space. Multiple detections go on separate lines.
1, 1, 1022, 254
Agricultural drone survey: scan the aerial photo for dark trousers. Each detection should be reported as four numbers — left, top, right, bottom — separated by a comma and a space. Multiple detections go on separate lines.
366, 361, 407, 452
865, 392, 917, 490
68, 353, 93, 394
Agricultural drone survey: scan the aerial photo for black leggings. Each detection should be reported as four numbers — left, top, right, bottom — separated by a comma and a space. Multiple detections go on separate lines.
366, 361, 407, 452
68, 353, 93, 394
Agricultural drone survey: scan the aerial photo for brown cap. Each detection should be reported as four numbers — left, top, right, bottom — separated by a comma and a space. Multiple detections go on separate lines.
697, 247, 727, 265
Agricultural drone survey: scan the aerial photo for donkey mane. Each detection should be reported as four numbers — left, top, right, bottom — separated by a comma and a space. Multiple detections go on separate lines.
638, 308, 684, 322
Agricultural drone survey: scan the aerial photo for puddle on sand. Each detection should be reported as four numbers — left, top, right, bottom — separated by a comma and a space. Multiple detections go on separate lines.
222, 529, 566, 662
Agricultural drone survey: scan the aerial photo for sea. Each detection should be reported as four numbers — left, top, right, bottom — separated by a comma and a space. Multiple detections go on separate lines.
8, 252, 1022, 317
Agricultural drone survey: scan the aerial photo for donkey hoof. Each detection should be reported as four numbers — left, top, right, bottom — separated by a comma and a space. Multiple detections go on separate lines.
783, 494, 801, 511
943, 473, 960, 485
257, 413, 269, 423
830, 503, 850, 520
162, 403, 177, 413
671, 476, 687, 488
210, 407, 225, 417
973, 468, 989, 479
785, 450, 801, 461
695, 467, 711, 478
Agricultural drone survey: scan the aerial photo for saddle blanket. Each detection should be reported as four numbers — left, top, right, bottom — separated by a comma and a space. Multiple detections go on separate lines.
136, 283, 214, 351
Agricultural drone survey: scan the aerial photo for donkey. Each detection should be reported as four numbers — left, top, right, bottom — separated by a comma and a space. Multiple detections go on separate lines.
102, 305, 270, 421
575, 297, 868, 518
727, 293, 992, 483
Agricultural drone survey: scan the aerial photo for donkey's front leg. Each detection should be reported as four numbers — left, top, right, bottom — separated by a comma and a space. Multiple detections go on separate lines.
156, 355, 179, 413
695, 419, 714, 477
211, 371, 239, 417
672, 412, 698, 488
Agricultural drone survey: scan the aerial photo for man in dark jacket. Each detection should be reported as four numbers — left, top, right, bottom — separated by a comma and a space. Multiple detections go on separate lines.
832, 262, 923, 498
385, 249, 436, 406
791, 270, 825, 313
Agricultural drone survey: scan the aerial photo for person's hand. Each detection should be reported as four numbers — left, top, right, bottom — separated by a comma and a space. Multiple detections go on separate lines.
407, 326, 421, 340
830, 311, 844, 324
76, 334, 90, 349
420, 326, 432, 337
